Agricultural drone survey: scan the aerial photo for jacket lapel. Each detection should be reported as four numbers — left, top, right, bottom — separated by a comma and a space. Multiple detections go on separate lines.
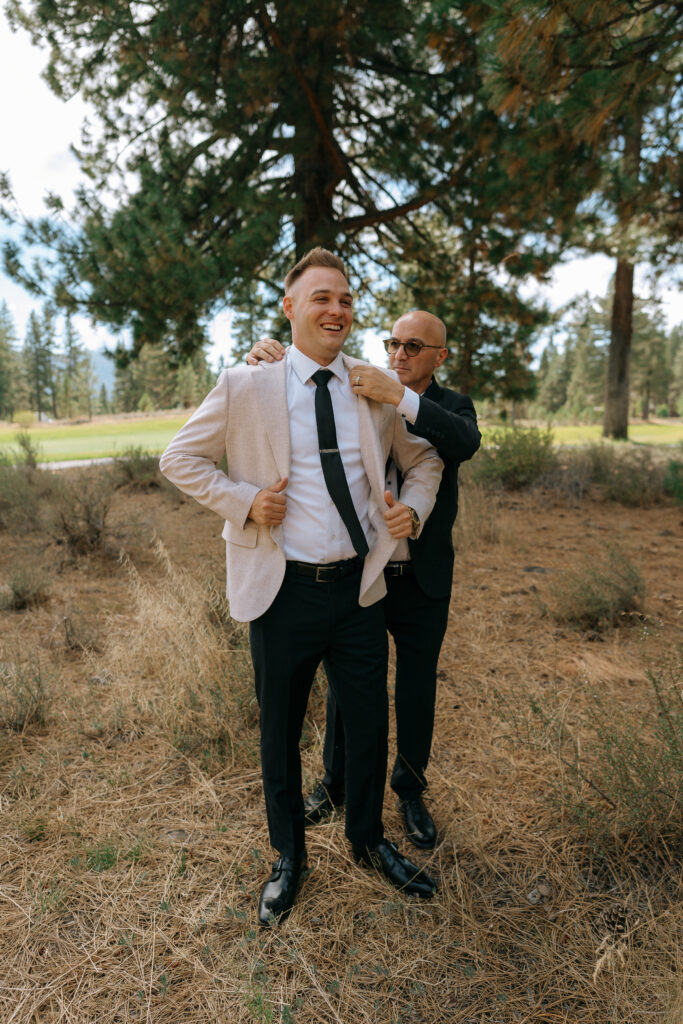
343, 354, 385, 507
250, 357, 290, 479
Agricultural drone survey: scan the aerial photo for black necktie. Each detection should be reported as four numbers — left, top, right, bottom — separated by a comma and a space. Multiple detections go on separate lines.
311, 369, 369, 559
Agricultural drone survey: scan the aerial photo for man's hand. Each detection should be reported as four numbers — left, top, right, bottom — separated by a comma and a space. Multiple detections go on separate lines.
248, 477, 288, 525
246, 338, 286, 365
383, 491, 414, 539
350, 365, 405, 407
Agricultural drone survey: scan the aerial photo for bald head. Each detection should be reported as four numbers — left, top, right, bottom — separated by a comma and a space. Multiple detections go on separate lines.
388, 310, 448, 395
392, 310, 447, 348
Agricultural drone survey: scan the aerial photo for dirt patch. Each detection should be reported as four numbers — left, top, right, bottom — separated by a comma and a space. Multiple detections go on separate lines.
0, 477, 681, 1022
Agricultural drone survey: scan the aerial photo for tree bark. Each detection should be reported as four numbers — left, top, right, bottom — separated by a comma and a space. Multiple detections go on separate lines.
602, 121, 641, 440
603, 258, 634, 439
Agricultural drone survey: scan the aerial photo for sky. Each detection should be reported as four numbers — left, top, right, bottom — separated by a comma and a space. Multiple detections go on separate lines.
1, 11, 681, 373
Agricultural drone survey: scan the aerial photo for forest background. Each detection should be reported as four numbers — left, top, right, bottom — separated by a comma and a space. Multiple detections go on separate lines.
0, 1, 681, 440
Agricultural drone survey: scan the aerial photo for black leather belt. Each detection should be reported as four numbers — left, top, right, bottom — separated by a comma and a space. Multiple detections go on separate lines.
286, 557, 362, 583
384, 561, 413, 577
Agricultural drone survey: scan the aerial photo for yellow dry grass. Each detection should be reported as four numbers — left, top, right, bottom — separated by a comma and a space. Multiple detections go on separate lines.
0, 472, 681, 1022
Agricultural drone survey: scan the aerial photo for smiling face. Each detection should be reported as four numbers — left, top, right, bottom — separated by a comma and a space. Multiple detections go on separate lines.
283, 266, 353, 365
388, 311, 448, 394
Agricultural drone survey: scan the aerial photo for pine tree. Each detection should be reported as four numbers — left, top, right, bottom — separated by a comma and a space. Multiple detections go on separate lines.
2, 0, 592, 392
41, 305, 60, 418
97, 382, 110, 414
629, 303, 670, 419
667, 325, 683, 416
536, 338, 569, 415
0, 301, 22, 420
23, 308, 56, 419
59, 317, 94, 418
3, 2, 491, 361
175, 361, 198, 409
481, 1, 683, 437
371, 202, 554, 399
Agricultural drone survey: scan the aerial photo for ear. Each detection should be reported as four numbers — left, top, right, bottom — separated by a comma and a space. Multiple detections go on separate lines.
283, 295, 294, 321
435, 347, 448, 369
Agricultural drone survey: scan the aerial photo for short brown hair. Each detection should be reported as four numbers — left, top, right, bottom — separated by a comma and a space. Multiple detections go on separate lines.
284, 247, 350, 292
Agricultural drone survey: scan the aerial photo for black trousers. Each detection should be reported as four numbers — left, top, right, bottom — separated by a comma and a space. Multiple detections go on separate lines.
322, 569, 450, 801
249, 564, 388, 859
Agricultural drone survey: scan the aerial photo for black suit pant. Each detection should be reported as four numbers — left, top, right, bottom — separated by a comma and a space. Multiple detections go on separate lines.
249, 564, 388, 859
322, 569, 450, 800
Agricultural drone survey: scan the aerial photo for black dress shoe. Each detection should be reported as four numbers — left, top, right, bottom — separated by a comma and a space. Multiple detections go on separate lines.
399, 796, 437, 849
258, 854, 307, 927
303, 781, 345, 826
353, 839, 437, 898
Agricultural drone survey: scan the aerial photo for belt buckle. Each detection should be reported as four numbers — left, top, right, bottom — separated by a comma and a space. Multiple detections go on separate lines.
315, 565, 332, 583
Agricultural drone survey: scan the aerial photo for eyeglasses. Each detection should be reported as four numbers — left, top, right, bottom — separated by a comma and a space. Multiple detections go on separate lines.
383, 338, 444, 357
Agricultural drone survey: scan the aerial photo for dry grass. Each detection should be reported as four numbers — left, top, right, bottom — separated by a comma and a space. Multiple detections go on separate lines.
0, 470, 681, 1022
102, 540, 258, 771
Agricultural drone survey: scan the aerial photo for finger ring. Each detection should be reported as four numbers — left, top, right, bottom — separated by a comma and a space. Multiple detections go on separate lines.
354, 375, 361, 385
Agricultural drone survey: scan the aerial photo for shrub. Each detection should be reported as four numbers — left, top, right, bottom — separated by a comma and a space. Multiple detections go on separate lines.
0, 567, 50, 611
14, 429, 40, 469
0, 454, 54, 532
472, 427, 556, 490
47, 471, 115, 554
61, 610, 102, 653
114, 446, 161, 489
546, 445, 669, 507
0, 658, 51, 730
12, 410, 35, 428
599, 449, 665, 507
495, 658, 683, 845
0, 458, 35, 530
663, 461, 683, 504
548, 545, 644, 630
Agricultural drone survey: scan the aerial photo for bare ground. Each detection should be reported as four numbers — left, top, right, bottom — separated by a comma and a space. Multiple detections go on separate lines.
0, 475, 681, 1023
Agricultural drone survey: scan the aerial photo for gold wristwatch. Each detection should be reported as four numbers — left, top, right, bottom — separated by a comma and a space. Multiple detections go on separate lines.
407, 506, 420, 538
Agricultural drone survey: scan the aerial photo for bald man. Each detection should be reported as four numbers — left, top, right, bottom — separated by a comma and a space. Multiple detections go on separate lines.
247, 310, 480, 848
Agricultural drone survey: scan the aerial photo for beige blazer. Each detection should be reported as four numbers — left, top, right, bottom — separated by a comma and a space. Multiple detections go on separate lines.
159, 352, 443, 622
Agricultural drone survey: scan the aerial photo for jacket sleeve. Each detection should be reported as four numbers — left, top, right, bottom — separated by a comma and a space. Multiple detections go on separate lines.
412, 393, 481, 463
159, 370, 260, 528
388, 414, 443, 534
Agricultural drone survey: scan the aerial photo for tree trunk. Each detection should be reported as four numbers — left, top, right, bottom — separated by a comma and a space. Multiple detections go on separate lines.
602, 121, 641, 440
603, 258, 634, 439
642, 370, 650, 420
291, 68, 340, 257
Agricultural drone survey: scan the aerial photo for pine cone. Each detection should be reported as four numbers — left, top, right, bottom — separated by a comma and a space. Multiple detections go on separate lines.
597, 902, 632, 939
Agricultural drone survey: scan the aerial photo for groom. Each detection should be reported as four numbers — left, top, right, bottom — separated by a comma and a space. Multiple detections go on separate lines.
160, 247, 443, 925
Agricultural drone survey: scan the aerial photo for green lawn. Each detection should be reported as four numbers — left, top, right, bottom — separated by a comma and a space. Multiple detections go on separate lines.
0, 415, 190, 462
544, 420, 683, 446
1, 413, 681, 463
480, 419, 683, 447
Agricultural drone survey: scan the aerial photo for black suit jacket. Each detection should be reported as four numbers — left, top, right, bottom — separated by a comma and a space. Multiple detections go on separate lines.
404, 378, 480, 599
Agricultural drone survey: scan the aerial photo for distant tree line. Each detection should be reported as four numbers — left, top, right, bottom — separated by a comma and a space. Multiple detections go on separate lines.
535, 294, 683, 423
0, 300, 98, 421
1, 289, 680, 424
0, 300, 215, 421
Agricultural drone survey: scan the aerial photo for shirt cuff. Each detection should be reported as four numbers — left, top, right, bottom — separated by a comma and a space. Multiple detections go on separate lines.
396, 386, 420, 423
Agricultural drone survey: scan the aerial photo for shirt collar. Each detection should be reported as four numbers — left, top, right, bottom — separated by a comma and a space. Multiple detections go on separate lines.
289, 344, 347, 386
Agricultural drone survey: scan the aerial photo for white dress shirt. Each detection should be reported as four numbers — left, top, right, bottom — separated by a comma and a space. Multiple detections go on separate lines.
282, 346, 375, 563
387, 386, 420, 562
